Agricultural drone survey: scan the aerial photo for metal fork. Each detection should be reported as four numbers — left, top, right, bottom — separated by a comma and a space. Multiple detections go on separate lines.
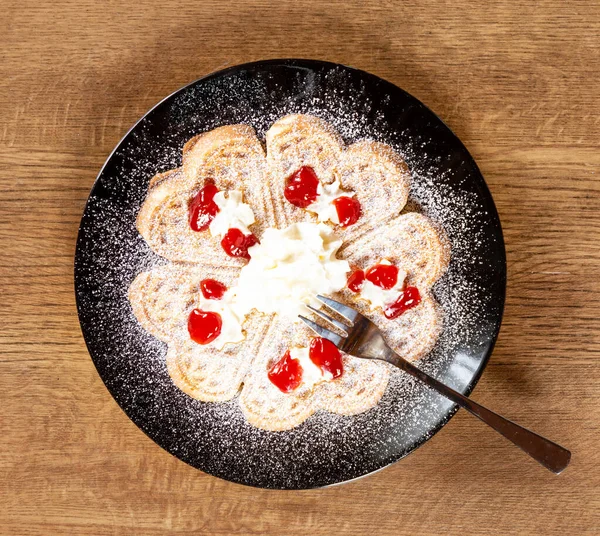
300, 295, 571, 474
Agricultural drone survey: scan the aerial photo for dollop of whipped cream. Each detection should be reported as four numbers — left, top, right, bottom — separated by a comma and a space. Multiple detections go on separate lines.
360, 260, 407, 310
306, 180, 352, 224
233, 222, 350, 318
197, 289, 245, 351
289, 346, 332, 388
209, 190, 255, 237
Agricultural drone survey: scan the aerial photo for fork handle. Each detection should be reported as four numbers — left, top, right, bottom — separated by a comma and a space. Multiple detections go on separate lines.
391, 356, 571, 474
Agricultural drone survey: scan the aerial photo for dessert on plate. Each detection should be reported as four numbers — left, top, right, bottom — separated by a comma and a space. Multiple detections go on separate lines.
128, 114, 449, 431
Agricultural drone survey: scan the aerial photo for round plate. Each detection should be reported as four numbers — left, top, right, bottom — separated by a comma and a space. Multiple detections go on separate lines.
75, 59, 506, 489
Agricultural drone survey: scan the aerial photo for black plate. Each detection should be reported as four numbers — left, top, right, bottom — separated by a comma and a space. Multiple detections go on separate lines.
75, 59, 506, 489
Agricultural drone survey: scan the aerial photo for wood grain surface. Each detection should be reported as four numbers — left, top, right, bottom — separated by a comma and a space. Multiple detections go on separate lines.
1, 1, 599, 534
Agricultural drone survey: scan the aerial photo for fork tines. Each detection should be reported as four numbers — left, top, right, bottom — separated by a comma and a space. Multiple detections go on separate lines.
299, 295, 362, 347
298, 315, 344, 347
316, 295, 360, 323
305, 304, 348, 333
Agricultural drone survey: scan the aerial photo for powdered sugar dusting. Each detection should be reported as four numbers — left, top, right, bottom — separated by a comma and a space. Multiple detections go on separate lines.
75, 61, 505, 488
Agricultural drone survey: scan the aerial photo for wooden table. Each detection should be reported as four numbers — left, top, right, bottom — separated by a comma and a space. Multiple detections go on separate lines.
2, 1, 599, 534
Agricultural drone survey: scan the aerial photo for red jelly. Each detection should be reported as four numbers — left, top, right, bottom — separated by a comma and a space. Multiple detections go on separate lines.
188, 309, 222, 344
333, 196, 361, 227
268, 350, 303, 393
309, 337, 343, 379
221, 228, 259, 259
284, 166, 320, 208
200, 279, 227, 300
384, 286, 421, 319
189, 183, 219, 232
347, 269, 365, 293
365, 264, 399, 290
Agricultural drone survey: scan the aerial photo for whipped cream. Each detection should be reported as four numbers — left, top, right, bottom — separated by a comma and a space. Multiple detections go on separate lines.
289, 346, 331, 389
232, 222, 350, 318
194, 222, 349, 348
306, 180, 353, 224
359, 260, 407, 310
196, 289, 245, 350
209, 190, 255, 238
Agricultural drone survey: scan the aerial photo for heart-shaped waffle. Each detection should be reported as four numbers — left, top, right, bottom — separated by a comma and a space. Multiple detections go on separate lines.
136, 125, 268, 264
238, 316, 391, 431
129, 114, 449, 431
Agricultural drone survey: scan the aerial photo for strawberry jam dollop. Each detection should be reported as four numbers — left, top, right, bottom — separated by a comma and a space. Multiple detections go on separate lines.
384, 286, 421, 319
200, 279, 227, 300
347, 269, 365, 293
221, 228, 259, 259
365, 264, 399, 290
189, 183, 219, 232
333, 196, 361, 227
309, 337, 343, 379
268, 350, 303, 393
284, 166, 320, 208
188, 309, 222, 344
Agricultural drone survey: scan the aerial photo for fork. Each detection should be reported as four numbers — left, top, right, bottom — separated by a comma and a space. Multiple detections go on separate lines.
300, 295, 571, 474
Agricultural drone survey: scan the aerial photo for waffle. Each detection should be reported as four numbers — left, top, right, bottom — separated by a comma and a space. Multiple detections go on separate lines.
129, 262, 273, 401
337, 211, 450, 362
340, 212, 450, 288
238, 316, 391, 431
129, 114, 450, 431
265, 115, 411, 239
136, 125, 267, 264
128, 262, 240, 342
166, 315, 270, 402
